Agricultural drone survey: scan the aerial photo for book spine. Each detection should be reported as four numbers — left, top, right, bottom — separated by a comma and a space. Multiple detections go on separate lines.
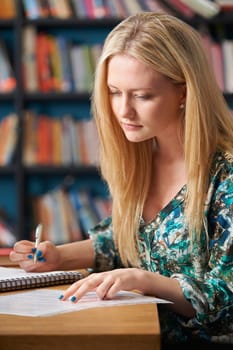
0, 40, 16, 93
23, 0, 41, 19
22, 26, 38, 92
222, 39, 233, 93
71, 0, 88, 18
0, 0, 16, 19
179, 0, 220, 18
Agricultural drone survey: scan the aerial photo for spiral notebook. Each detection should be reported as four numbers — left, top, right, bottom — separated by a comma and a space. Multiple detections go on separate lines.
0, 267, 84, 292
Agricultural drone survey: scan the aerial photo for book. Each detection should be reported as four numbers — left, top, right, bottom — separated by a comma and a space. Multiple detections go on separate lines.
37, 115, 52, 164
71, 0, 88, 18
222, 39, 233, 93
0, 267, 84, 292
23, 0, 41, 19
164, 0, 196, 18
22, 26, 38, 92
0, 0, 16, 19
0, 113, 18, 165
51, 117, 63, 165
122, 0, 144, 15
91, 0, 110, 18
215, 0, 233, 11
36, 33, 53, 92
23, 110, 38, 165
179, 0, 220, 18
0, 40, 16, 93
210, 40, 224, 91
138, 0, 173, 13
37, 0, 51, 17
48, 0, 73, 18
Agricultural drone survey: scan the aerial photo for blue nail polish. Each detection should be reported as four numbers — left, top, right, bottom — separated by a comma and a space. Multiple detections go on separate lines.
27, 254, 33, 259
70, 296, 77, 302
31, 247, 36, 253
36, 250, 42, 257
58, 294, 64, 300
38, 257, 46, 262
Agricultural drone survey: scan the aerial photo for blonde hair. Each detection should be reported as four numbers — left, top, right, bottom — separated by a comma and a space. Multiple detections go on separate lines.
91, 12, 233, 267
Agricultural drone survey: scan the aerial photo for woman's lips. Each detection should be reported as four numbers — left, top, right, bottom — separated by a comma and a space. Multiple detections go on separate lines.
121, 122, 142, 131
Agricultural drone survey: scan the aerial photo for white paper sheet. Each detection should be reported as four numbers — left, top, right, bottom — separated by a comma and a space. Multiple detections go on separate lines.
0, 289, 171, 317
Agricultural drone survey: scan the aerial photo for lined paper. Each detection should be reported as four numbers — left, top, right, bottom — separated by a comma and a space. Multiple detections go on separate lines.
0, 289, 171, 317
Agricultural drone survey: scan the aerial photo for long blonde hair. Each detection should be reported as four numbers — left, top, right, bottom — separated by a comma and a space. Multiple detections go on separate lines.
91, 12, 233, 267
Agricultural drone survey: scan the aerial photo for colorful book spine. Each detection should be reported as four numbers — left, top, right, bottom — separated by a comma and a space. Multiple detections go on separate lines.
23, 0, 41, 19
0, 40, 16, 93
0, 0, 16, 19
179, 0, 220, 18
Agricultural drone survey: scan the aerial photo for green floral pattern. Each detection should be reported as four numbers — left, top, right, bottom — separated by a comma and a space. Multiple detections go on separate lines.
88, 152, 233, 344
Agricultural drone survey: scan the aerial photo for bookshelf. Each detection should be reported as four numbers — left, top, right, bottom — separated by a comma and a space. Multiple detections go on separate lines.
0, 1, 120, 245
0, 0, 232, 246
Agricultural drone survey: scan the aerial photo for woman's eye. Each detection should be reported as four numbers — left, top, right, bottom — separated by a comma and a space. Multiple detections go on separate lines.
135, 95, 151, 100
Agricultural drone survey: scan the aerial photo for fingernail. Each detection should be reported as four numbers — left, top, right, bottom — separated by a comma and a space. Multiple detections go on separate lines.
70, 296, 77, 302
36, 250, 42, 258
58, 294, 64, 300
38, 256, 46, 262
31, 247, 36, 253
27, 254, 33, 259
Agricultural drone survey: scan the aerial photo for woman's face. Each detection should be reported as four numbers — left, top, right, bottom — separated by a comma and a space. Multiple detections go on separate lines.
107, 54, 185, 143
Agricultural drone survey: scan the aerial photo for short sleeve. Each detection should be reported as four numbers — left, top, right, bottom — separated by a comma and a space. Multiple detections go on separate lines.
88, 216, 123, 271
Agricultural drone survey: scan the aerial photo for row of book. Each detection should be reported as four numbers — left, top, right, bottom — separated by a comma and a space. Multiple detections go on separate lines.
23, 26, 102, 93
22, 0, 174, 20
22, 24, 233, 94
22, 0, 233, 21
200, 28, 233, 93
0, 111, 99, 166
32, 186, 112, 244
23, 110, 99, 166
1, 0, 233, 21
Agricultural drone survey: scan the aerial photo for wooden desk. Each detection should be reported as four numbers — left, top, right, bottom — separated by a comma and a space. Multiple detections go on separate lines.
0, 256, 160, 350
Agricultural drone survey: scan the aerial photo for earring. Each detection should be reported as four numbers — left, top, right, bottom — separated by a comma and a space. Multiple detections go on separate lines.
180, 103, 185, 109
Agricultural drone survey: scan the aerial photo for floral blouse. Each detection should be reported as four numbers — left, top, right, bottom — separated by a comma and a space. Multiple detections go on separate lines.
88, 152, 233, 345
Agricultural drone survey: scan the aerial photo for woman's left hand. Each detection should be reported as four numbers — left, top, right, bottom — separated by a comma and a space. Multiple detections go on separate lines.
60, 268, 145, 302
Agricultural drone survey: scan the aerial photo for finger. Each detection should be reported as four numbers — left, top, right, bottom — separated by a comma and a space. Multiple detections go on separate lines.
95, 275, 116, 299
61, 274, 104, 302
103, 279, 122, 299
13, 240, 34, 254
9, 250, 34, 262
59, 274, 96, 300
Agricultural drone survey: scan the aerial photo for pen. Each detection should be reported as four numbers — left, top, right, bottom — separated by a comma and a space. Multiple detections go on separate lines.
34, 224, 43, 263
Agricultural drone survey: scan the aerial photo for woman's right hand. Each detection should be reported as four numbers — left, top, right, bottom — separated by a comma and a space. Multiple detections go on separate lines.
9, 240, 61, 272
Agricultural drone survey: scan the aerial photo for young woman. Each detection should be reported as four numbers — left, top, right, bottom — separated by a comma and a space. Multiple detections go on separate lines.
10, 12, 233, 347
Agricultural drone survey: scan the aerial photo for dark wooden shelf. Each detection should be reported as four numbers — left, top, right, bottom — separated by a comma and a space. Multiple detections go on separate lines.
23, 17, 121, 28
0, 165, 17, 175
0, 19, 16, 28
24, 165, 100, 176
0, 92, 16, 100
23, 92, 90, 102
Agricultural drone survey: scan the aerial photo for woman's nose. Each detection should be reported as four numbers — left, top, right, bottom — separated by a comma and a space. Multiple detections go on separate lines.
118, 96, 135, 118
